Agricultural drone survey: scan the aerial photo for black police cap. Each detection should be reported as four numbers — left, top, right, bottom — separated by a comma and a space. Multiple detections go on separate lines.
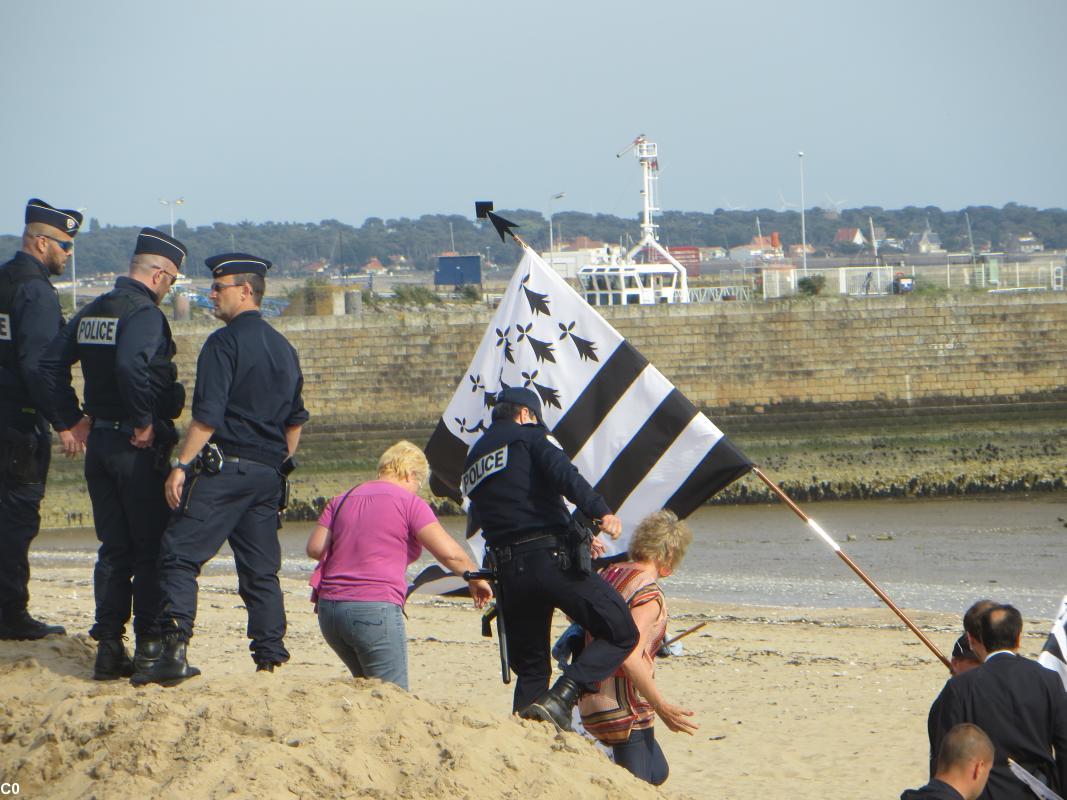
134, 227, 187, 271
205, 252, 272, 278
497, 386, 543, 421
25, 198, 83, 236
951, 633, 977, 661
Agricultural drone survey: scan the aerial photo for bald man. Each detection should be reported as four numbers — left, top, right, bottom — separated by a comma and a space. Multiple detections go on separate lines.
903, 723, 994, 800
929, 604, 1067, 799
0, 199, 82, 640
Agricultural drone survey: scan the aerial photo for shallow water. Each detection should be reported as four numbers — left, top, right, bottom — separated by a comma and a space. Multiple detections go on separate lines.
35, 493, 1067, 618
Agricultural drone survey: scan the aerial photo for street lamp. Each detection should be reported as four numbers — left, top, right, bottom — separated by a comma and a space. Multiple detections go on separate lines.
798, 152, 807, 275
71, 206, 87, 307
548, 191, 565, 254
159, 197, 185, 238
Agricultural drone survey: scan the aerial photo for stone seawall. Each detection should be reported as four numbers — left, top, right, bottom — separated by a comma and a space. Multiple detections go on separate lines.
44, 293, 1066, 527
152, 292, 1066, 425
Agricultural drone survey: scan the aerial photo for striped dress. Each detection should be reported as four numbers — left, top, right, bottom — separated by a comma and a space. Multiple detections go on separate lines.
578, 564, 667, 745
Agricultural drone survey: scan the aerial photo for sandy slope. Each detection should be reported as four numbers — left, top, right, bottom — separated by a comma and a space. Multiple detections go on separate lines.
2, 565, 1050, 799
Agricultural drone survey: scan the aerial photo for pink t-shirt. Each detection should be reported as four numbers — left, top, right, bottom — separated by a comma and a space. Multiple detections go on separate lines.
316, 480, 437, 606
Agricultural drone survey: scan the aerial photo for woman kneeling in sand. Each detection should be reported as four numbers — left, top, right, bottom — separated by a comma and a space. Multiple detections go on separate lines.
306, 441, 492, 689
578, 510, 699, 785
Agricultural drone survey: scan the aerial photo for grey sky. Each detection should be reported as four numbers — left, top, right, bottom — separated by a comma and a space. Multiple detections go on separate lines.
2, 0, 1064, 234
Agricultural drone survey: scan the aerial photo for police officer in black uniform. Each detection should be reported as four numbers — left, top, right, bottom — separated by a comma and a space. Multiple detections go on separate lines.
0, 199, 83, 640
40, 228, 188, 679
462, 387, 638, 730
132, 253, 309, 686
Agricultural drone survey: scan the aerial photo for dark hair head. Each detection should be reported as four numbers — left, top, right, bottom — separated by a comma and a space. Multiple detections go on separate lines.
963, 599, 996, 639
230, 272, 265, 303
936, 723, 994, 773
491, 400, 523, 422
979, 604, 1023, 652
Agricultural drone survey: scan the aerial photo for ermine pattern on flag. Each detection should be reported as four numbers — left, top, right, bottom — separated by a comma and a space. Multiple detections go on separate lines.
424, 245, 751, 561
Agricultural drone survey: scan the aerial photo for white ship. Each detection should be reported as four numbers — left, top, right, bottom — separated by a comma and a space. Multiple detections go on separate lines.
567, 135, 691, 306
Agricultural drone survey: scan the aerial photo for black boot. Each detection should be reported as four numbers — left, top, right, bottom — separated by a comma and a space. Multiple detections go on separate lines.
0, 607, 66, 640
519, 676, 581, 732
133, 637, 163, 674
130, 633, 200, 687
93, 638, 135, 680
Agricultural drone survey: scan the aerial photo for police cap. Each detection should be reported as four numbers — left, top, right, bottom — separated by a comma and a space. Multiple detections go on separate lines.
135, 227, 187, 271
951, 633, 977, 661
205, 252, 272, 278
25, 198, 83, 236
497, 386, 543, 421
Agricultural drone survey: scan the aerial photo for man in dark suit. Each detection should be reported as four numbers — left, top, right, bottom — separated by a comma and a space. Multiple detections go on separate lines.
928, 604, 1067, 799
903, 723, 994, 800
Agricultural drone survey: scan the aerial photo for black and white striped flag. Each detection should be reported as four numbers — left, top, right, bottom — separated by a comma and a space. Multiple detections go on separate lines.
1038, 595, 1067, 691
424, 244, 751, 558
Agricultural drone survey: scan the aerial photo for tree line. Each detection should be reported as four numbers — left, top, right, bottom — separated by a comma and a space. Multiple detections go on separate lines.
2, 203, 1064, 277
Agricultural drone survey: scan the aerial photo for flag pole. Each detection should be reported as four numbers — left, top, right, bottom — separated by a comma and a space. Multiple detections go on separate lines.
751, 466, 951, 671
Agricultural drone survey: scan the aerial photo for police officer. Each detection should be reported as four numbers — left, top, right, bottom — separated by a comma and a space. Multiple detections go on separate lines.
40, 228, 188, 679
0, 199, 83, 640
132, 253, 309, 686
462, 387, 638, 730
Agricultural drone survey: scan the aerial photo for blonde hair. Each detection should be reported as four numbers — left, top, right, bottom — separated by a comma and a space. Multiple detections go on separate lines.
377, 440, 429, 486
628, 509, 692, 572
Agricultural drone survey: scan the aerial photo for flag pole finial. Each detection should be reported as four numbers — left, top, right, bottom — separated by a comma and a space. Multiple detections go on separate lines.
475, 200, 523, 245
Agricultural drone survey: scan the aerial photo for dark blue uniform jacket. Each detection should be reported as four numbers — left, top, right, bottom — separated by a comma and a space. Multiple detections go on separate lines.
462, 419, 610, 545
192, 310, 309, 467
0, 252, 63, 423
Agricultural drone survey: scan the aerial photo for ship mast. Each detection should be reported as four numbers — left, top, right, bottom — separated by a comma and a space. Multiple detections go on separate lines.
616, 134, 690, 301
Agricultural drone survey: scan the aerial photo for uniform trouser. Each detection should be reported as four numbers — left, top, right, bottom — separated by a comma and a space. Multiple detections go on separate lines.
155, 460, 288, 663
495, 545, 639, 712
85, 429, 170, 641
0, 419, 50, 613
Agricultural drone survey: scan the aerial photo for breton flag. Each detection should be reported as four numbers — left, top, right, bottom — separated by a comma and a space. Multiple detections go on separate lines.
1038, 595, 1067, 691
423, 244, 752, 560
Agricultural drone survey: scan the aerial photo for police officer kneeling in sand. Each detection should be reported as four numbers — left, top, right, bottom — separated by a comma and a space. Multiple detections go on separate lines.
131, 253, 309, 687
462, 387, 638, 730
0, 199, 83, 640
40, 228, 188, 679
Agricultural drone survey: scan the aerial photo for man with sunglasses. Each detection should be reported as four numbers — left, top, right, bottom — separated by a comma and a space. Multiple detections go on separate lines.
40, 228, 188, 679
133, 253, 308, 686
0, 198, 82, 641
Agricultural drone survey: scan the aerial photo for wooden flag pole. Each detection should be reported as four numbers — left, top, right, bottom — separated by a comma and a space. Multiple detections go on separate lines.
751, 467, 951, 670
663, 621, 708, 647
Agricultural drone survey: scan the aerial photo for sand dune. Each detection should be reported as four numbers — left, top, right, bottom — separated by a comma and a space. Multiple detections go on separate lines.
4, 565, 1051, 798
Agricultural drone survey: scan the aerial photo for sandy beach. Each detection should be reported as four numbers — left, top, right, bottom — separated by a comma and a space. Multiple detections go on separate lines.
4, 560, 1057, 799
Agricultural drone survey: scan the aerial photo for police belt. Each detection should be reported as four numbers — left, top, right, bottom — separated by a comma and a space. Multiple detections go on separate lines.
222, 455, 277, 471
92, 418, 136, 436
487, 528, 568, 563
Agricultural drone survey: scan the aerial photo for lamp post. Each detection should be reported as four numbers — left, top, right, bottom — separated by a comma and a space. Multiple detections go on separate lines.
159, 197, 185, 238
548, 191, 565, 254
71, 206, 87, 307
798, 152, 807, 275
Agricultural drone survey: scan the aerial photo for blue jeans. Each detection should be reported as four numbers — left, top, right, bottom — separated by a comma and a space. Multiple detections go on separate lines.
317, 599, 408, 690
613, 727, 669, 785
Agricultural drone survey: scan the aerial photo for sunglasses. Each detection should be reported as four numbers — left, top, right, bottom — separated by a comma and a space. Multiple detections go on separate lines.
37, 234, 74, 253
210, 281, 244, 293
155, 267, 179, 284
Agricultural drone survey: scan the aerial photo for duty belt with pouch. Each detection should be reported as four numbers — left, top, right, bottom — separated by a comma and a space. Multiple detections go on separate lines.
151, 420, 180, 474
566, 511, 598, 576
0, 413, 45, 484
277, 455, 297, 521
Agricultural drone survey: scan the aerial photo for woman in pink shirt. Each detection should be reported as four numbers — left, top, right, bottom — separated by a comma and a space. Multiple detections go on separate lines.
306, 441, 491, 689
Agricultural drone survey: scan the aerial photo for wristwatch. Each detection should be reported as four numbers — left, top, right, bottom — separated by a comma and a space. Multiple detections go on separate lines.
169, 457, 193, 472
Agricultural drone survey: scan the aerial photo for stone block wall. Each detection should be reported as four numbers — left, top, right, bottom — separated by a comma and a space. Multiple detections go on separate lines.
88, 293, 1064, 429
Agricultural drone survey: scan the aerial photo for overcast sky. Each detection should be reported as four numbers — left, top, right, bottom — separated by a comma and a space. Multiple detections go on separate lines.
2, 0, 1064, 234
